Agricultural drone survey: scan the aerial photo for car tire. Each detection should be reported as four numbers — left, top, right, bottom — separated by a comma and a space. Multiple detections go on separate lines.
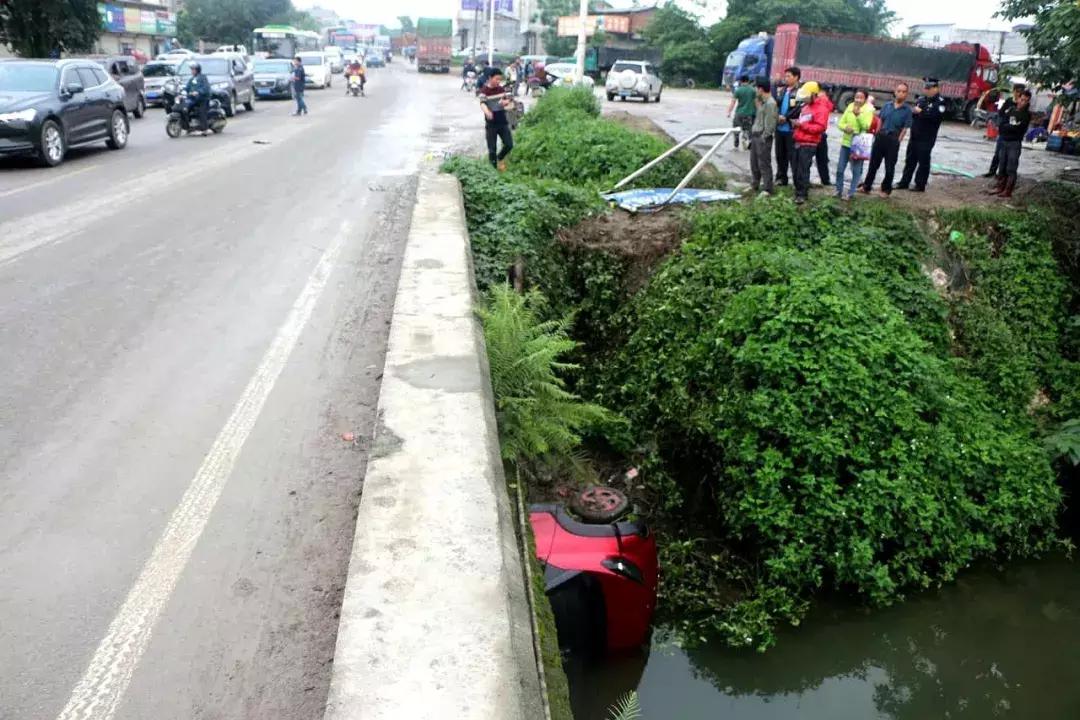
105, 108, 129, 150
607, 92, 615, 101
570, 486, 631, 524
166, 117, 183, 138
225, 93, 236, 117
655, 89, 662, 103
38, 119, 65, 167
133, 96, 145, 119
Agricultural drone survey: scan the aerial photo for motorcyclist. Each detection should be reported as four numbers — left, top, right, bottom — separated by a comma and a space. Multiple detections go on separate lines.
345, 58, 365, 94
462, 58, 477, 91
184, 61, 211, 136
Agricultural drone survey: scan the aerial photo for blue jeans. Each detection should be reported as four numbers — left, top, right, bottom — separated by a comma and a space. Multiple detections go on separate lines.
835, 145, 864, 198
294, 88, 307, 114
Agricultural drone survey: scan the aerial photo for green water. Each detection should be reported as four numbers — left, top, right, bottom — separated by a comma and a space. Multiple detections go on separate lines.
570, 556, 1080, 719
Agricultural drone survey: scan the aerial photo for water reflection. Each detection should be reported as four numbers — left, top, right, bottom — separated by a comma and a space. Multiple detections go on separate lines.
572, 556, 1080, 719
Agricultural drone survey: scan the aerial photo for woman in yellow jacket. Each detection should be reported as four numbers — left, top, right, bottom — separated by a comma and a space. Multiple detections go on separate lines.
835, 89, 875, 199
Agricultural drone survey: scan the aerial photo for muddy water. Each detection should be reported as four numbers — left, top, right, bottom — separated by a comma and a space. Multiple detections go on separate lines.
570, 556, 1080, 719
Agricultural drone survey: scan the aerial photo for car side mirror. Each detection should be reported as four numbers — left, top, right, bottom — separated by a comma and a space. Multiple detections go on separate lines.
63, 83, 84, 97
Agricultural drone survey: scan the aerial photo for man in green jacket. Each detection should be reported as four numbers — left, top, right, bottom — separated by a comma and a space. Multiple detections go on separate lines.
727, 74, 756, 150
749, 77, 777, 196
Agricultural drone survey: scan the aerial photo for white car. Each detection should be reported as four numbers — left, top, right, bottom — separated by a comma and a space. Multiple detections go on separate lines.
606, 60, 663, 103
323, 46, 345, 74
156, 49, 194, 61
543, 62, 596, 89
297, 52, 333, 89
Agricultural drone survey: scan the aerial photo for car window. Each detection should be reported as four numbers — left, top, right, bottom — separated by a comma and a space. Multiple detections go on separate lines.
611, 62, 642, 74
76, 68, 100, 88
0, 63, 60, 92
92, 67, 110, 85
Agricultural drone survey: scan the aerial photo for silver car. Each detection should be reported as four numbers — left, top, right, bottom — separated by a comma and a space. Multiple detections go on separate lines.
142, 60, 179, 107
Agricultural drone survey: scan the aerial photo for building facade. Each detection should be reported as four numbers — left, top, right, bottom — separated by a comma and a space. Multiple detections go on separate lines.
456, 0, 543, 55
908, 23, 1029, 60
95, 0, 180, 59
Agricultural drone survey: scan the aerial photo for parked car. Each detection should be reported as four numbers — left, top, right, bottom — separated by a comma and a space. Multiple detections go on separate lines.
176, 55, 254, 117
364, 52, 385, 68
297, 52, 333, 89
605, 60, 663, 103
85, 55, 146, 118
0, 59, 129, 167
156, 49, 195, 61
323, 46, 345, 73
251, 58, 294, 100
142, 60, 180, 107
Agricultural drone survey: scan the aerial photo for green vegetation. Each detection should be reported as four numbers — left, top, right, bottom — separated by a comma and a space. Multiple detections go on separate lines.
178, 0, 318, 46
607, 691, 642, 720
478, 286, 609, 464
997, 0, 1080, 88
0, 0, 100, 57
448, 88, 1079, 653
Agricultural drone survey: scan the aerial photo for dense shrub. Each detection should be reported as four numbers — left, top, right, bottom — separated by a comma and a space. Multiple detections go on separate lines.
443, 156, 602, 304
599, 200, 1063, 649
509, 87, 723, 190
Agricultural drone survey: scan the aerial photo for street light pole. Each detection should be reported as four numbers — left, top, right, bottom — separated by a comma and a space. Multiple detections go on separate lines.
575, 0, 587, 81
488, 0, 495, 66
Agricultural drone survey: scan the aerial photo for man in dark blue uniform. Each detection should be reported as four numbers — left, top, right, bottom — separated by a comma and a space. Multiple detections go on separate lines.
896, 77, 946, 192
184, 62, 211, 136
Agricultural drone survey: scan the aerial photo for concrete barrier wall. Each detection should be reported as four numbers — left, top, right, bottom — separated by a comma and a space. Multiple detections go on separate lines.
324, 172, 544, 720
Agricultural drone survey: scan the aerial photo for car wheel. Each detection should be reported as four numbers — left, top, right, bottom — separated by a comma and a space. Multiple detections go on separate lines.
570, 486, 631, 524
38, 119, 65, 167
225, 93, 236, 117
607, 92, 615, 101
655, 89, 662, 103
105, 109, 129, 150
134, 96, 145, 119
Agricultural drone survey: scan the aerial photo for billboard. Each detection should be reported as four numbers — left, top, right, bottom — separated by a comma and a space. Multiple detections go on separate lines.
98, 3, 125, 32
98, 3, 176, 34
140, 10, 157, 34
462, 0, 514, 13
156, 11, 177, 35
557, 14, 630, 37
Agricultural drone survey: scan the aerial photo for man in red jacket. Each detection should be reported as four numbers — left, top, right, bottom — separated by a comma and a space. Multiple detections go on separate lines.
790, 81, 831, 205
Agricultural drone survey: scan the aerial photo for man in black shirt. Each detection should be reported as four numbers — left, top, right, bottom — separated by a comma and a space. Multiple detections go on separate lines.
896, 77, 946, 192
989, 89, 1031, 199
984, 84, 1025, 177
479, 68, 513, 171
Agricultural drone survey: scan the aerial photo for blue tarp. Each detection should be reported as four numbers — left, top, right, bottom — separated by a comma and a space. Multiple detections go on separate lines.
602, 188, 742, 213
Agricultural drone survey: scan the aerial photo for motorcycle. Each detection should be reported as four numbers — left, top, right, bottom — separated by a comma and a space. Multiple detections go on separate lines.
463, 71, 477, 93
348, 73, 365, 97
163, 87, 227, 138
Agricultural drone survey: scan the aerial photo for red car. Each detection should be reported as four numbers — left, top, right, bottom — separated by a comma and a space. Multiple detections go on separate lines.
530, 487, 659, 657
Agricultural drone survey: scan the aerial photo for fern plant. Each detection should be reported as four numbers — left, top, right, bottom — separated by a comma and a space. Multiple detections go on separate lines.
1047, 419, 1080, 465
607, 691, 642, 720
478, 285, 609, 462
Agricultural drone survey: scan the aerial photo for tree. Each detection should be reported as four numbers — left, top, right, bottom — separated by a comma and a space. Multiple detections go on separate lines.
398, 15, 415, 34
708, 0, 897, 56
0, 0, 100, 57
641, 4, 719, 83
537, 0, 577, 57
997, 0, 1080, 87
178, 0, 292, 45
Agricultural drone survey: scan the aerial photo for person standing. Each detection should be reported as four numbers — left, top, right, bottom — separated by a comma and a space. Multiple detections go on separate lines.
749, 77, 778, 196
814, 92, 833, 185
290, 56, 308, 116
727, 74, 756, 150
989, 89, 1031, 199
479, 68, 513, 171
773, 66, 800, 186
984, 84, 1024, 177
789, 81, 830, 205
184, 61, 211, 136
896, 77, 946, 192
860, 82, 912, 197
834, 89, 874, 199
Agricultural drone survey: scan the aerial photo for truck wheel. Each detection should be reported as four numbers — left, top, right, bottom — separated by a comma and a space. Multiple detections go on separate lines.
963, 100, 977, 124
607, 92, 614, 101
836, 89, 855, 111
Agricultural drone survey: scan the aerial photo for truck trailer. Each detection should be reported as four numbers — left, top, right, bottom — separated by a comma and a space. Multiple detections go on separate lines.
416, 18, 452, 73
768, 23, 997, 122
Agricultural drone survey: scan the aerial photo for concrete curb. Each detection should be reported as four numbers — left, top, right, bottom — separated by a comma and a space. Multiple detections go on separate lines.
323, 171, 544, 720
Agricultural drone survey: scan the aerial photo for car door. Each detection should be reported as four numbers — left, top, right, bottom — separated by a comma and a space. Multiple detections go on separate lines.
232, 57, 253, 103
119, 59, 143, 109
78, 67, 113, 140
643, 64, 658, 94
57, 66, 94, 144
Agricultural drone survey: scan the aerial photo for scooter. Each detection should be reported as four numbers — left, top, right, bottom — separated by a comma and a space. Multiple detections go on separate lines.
348, 73, 365, 97
164, 88, 227, 137
463, 71, 477, 93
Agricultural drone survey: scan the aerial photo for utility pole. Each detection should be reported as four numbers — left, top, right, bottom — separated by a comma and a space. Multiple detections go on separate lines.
574, 0, 588, 81
488, 0, 495, 65
472, 4, 480, 58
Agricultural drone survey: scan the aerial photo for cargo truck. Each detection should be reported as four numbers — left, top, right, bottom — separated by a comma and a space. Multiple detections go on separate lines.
768, 23, 997, 122
416, 18, 452, 74
722, 33, 773, 89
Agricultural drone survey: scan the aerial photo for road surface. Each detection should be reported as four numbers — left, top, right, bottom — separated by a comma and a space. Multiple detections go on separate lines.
0, 63, 479, 720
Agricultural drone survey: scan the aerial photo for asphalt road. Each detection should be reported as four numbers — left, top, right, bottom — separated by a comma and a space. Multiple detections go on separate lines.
0, 62, 459, 720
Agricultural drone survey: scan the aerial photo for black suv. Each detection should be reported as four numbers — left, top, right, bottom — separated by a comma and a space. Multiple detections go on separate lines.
0, 59, 129, 167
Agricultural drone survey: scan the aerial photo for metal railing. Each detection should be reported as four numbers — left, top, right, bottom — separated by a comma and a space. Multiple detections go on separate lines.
606, 128, 737, 208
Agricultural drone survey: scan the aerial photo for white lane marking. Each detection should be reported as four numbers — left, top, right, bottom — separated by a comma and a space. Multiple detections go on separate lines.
55, 220, 351, 720
0, 164, 98, 199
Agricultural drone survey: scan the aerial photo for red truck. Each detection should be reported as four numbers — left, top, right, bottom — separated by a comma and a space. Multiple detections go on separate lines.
769, 23, 998, 122
416, 18, 452, 74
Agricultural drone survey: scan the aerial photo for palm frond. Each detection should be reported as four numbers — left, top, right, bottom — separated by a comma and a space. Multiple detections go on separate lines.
607, 690, 642, 720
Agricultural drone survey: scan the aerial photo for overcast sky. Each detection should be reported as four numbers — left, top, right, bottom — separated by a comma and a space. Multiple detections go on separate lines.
295, 0, 1016, 34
